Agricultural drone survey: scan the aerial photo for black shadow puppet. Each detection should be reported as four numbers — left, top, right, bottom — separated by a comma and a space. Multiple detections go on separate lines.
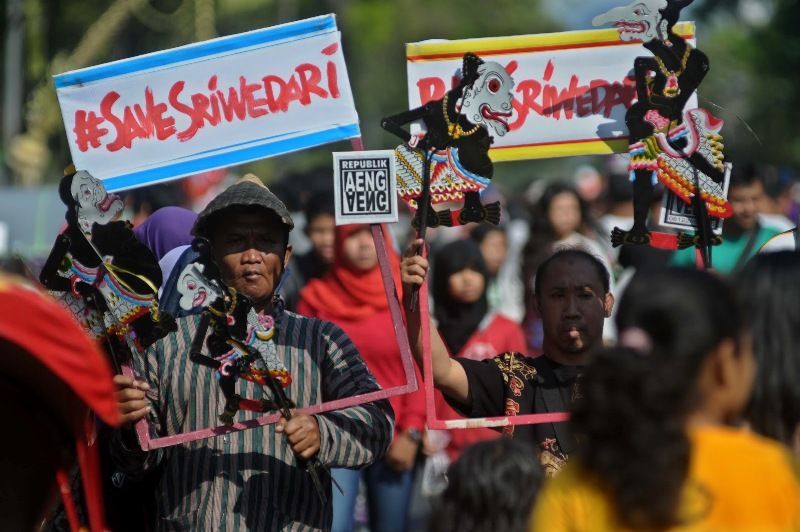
381, 53, 515, 231
594, 0, 732, 266
39, 169, 175, 370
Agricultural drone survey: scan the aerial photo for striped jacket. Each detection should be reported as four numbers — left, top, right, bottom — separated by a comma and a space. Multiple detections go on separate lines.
112, 311, 394, 531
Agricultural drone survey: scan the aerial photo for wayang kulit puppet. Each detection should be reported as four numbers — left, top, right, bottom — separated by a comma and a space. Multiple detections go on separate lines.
593, 0, 732, 266
175, 242, 330, 501
174, 240, 292, 426
39, 169, 175, 370
381, 52, 515, 231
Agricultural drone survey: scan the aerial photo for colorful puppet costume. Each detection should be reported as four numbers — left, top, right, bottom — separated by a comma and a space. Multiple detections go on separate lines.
177, 264, 295, 425
394, 145, 491, 208
629, 108, 731, 219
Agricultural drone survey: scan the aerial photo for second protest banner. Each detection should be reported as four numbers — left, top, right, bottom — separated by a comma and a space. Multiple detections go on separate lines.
55, 15, 360, 191
406, 22, 697, 161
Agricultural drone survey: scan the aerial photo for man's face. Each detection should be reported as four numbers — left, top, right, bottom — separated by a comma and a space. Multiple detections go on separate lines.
729, 181, 764, 231
537, 257, 612, 358
211, 209, 291, 308
306, 213, 335, 264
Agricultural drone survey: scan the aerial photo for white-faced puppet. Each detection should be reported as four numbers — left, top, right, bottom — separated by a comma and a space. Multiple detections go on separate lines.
70, 170, 124, 234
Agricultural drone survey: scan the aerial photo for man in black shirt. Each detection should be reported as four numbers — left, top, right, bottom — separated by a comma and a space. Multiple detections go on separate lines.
401, 244, 614, 475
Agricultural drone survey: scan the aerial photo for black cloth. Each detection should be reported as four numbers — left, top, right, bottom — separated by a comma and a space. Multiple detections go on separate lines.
447, 353, 584, 475
432, 239, 488, 355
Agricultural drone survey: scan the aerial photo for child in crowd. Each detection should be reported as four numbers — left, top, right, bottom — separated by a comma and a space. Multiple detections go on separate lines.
429, 438, 543, 532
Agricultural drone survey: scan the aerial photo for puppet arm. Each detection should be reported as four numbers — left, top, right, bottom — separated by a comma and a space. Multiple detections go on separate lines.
381, 105, 431, 146
633, 56, 658, 104
39, 234, 72, 292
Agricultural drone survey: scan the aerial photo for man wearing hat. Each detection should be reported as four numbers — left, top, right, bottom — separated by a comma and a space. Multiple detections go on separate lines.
113, 176, 394, 531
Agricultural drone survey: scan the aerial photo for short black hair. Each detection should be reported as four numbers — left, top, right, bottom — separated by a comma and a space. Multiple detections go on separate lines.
728, 161, 763, 190
534, 248, 610, 300
302, 191, 335, 229
428, 438, 543, 532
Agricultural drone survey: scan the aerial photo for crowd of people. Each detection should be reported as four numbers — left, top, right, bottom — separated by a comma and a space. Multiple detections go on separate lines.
1, 157, 799, 531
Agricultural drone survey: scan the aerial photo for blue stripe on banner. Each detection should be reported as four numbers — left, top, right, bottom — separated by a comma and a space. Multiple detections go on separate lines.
102, 122, 360, 192
54, 15, 336, 89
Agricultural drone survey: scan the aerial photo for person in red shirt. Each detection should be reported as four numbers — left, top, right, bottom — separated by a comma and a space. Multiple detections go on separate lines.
0, 274, 121, 532
299, 224, 425, 532
430, 238, 527, 461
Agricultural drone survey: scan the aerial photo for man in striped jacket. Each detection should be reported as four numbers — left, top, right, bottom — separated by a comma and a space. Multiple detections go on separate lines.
113, 176, 394, 531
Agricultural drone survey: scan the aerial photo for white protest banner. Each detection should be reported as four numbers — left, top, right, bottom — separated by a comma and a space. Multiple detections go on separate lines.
54, 15, 360, 192
406, 23, 697, 161
333, 150, 398, 225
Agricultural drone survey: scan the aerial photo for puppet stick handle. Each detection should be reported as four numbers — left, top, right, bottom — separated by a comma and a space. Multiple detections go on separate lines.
665, 137, 713, 269
693, 167, 713, 269
102, 335, 123, 375
120, 363, 152, 451
252, 343, 330, 503
409, 149, 434, 312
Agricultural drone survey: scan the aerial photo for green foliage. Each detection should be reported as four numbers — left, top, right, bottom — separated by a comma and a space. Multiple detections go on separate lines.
697, 0, 800, 167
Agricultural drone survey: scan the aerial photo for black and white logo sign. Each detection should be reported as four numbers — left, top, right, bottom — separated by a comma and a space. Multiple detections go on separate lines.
333, 150, 397, 225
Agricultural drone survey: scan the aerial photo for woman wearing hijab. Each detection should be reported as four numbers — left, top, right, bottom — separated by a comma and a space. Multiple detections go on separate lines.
430, 238, 527, 461
299, 224, 425, 532
132, 206, 198, 283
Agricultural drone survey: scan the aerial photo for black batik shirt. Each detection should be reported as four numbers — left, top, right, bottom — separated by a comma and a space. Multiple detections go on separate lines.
447, 352, 584, 476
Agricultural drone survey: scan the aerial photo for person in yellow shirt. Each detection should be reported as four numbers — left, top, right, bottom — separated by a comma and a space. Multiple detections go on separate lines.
530, 267, 800, 531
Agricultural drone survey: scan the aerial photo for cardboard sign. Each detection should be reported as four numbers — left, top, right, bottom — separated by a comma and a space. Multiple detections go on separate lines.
659, 164, 732, 235
406, 22, 697, 161
54, 15, 360, 192
333, 150, 398, 225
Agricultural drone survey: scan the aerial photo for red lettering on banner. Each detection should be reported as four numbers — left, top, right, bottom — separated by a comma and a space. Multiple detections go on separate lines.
326, 61, 340, 98
242, 76, 268, 118
417, 77, 446, 105
71, 49, 343, 153
73, 110, 109, 152
101, 91, 128, 152
147, 87, 176, 140
417, 59, 637, 131
296, 63, 328, 103
216, 77, 247, 121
